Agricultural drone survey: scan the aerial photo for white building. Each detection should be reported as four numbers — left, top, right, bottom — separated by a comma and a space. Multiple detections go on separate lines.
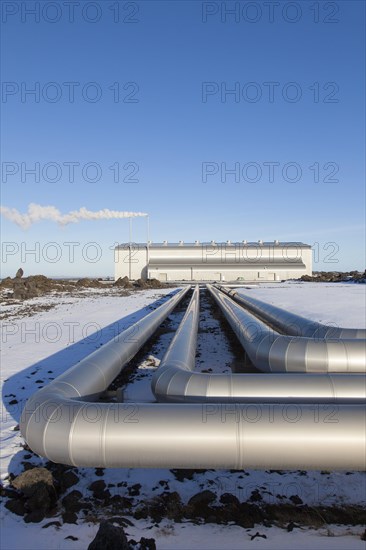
114, 241, 312, 282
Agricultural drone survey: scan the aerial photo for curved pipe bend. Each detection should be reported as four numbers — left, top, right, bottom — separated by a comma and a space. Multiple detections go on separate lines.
217, 285, 366, 339
208, 285, 366, 373
152, 286, 366, 402
20, 287, 191, 464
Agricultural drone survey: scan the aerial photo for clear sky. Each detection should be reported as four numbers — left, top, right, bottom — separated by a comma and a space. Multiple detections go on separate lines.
1, 0, 365, 276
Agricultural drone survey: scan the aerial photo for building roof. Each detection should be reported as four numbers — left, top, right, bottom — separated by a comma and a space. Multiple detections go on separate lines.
115, 241, 311, 249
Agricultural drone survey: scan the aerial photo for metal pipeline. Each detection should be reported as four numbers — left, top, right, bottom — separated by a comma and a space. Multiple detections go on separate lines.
19, 285, 366, 470
208, 285, 366, 373
152, 286, 366, 402
19, 288, 190, 460
151, 285, 199, 399
17, 399, 366, 470
217, 285, 366, 339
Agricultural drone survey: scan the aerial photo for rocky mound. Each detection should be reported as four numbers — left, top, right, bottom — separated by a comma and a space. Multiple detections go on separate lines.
300, 270, 366, 283
0, 270, 105, 300
146, 278, 163, 289
75, 278, 102, 288
1, 274, 67, 300
114, 276, 133, 289
3, 464, 365, 536
114, 277, 163, 290
135, 278, 163, 289
0, 270, 165, 301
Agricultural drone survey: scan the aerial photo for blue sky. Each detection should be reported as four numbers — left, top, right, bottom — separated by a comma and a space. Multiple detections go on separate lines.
1, 0, 365, 276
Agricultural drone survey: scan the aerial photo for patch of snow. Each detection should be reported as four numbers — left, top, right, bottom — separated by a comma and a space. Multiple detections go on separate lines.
236, 281, 366, 328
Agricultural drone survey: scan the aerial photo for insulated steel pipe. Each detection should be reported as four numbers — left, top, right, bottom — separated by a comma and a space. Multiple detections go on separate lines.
153, 361, 366, 403
217, 285, 366, 339
18, 401, 366, 470
151, 284, 199, 398
20, 288, 190, 450
208, 285, 366, 373
18, 285, 366, 470
152, 287, 366, 403
40, 286, 190, 400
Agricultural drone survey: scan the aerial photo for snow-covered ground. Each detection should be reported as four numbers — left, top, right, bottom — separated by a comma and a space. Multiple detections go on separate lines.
1, 282, 365, 549
236, 282, 366, 328
1, 515, 365, 550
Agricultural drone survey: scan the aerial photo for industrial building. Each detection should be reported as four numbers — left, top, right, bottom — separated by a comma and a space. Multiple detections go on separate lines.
114, 240, 312, 282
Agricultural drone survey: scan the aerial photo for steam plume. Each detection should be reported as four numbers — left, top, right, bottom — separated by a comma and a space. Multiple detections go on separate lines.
0, 204, 148, 229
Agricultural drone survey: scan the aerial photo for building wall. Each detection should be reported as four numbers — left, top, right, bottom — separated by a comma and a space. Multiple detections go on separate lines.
115, 243, 312, 282
147, 268, 308, 282
114, 245, 148, 280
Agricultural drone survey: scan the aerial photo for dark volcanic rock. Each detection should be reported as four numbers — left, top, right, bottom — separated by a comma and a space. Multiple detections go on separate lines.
88, 521, 130, 550
139, 537, 156, 550
1, 272, 80, 299
12, 467, 54, 497
24, 509, 46, 523
88, 480, 111, 501
0, 485, 20, 499
170, 468, 207, 482
133, 503, 149, 520
161, 491, 184, 521
147, 278, 162, 288
62, 511, 78, 524
135, 278, 148, 289
0, 276, 13, 288
185, 490, 217, 520
220, 493, 240, 506
300, 270, 366, 284
11, 467, 56, 518
61, 490, 84, 513
114, 276, 133, 288
89, 480, 106, 493
187, 490, 216, 509
76, 278, 101, 288
289, 494, 303, 506
237, 502, 266, 528
10, 274, 55, 299
141, 492, 184, 523
249, 489, 263, 502
59, 470, 79, 492
4, 498, 26, 516
127, 483, 141, 497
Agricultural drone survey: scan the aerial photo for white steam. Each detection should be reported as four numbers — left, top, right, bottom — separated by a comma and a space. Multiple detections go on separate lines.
0, 204, 148, 230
